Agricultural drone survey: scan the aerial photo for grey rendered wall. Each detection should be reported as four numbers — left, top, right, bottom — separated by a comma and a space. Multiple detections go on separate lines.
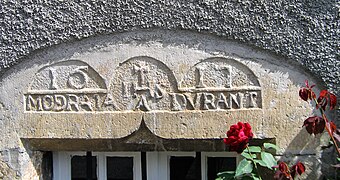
0, 0, 338, 179
1, 0, 338, 93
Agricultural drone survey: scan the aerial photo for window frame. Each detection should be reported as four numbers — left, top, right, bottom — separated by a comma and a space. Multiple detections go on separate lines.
53, 151, 238, 180
53, 151, 142, 180
201, 152, 240, 180
146, 151, 196, 180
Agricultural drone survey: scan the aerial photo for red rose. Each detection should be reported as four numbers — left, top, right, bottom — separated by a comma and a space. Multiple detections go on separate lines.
223, 122, 254, 153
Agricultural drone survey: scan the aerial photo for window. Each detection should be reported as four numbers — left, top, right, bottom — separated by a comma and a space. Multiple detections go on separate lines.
53, 152, 141, 180
53, 152, 237, 180
147, 152, 198, 180
169, 156, 197, 180
106, 156, 134, 180
201, 152, 240, 180
71, 155, 97, 180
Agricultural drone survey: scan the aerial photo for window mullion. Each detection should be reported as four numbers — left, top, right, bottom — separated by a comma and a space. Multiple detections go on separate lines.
53, 152, 71, 180
134, 152, 142, 180
97, 153, 105, 180
146, 152, 160, 180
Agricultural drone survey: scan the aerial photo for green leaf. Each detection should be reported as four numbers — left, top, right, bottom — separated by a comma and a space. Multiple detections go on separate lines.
231, 173, 261, 180
216, 171, 235, 180
254, 159, 267, 168
261, 152, 277, 170
235, 159, 253, 177
244, 146, 262, 153
250, 173, 261, 180
238, 175, 255, 180
217, 171, 235, 175
263, 143, 279, 151
241, 152, 257, 159
337, 157, 340, 162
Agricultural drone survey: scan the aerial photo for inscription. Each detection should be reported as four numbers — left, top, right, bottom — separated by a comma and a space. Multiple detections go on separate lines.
181, 59, 260, 90
178, 58, 262, 110
111, 57, 176, 111
26, 57, 262, 112
48, 68, 58, 90
195, 66, 206, 88
26, 60, 110, 112
25, 93, 117, 112
195, 65, 231, 88
67, 66, 89, 89
169, 91, 260, 111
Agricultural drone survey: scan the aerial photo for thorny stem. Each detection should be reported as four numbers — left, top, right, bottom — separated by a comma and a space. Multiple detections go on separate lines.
246, 145, 262, 180
312, 98, 340, 157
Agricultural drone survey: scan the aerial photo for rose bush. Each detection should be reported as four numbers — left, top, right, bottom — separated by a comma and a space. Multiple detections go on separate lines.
299, 80, 340, 156
273, 161, 306, 180
218, 80, 339, 179
220, 122, 277, 180
223, 122, 254, 153
220, 121, 306, 180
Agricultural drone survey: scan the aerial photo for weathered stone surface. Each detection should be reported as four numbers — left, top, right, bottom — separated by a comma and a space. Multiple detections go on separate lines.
21, 113, 143, 139
0, 160, 18, 179
0, 30, 333, 179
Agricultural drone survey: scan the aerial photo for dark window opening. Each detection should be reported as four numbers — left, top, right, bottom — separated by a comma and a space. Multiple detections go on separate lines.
107, 157, 134, 180
141, 152, 147, 180
71, 155, 97, 180
170, 156, 198, 180
207, 157, 236, 180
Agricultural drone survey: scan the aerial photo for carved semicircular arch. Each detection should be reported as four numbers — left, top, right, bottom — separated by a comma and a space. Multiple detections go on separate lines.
109, 56, 179, 111
25, 60, 108, 112
180, 57, 261, 91
29, 60, 107, 92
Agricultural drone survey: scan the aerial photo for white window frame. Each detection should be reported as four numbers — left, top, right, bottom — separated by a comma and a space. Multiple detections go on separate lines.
53, 151, 142, 180
53, 151, 238, 180
146, 151, 196, 180
201, 152, 240, 180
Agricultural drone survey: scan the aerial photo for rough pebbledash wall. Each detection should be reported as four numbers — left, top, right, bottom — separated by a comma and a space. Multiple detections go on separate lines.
1, 1, 338, 93
0, 0, 339, 179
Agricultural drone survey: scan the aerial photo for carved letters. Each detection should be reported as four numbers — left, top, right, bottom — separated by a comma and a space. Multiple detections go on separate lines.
111, 57, 176, 111
25, 57, 262, 112
177, 58, 262, 111
25, 60, 115, 112
169, 91, 260, 111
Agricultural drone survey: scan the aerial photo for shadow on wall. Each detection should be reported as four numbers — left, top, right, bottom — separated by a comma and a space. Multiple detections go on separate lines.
0, 152, 19, 179
278, 128, 339, 180
20, 140, 52, 180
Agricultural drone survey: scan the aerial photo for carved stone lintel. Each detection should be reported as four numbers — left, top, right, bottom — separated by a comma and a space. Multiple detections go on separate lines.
26, 57, 262, 112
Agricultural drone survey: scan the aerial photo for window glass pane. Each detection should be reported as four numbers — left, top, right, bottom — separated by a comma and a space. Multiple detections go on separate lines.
170, 156, 197, 180
71, 155, 97, 180
107, 157, 133, 180
207, 157, 236, 180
